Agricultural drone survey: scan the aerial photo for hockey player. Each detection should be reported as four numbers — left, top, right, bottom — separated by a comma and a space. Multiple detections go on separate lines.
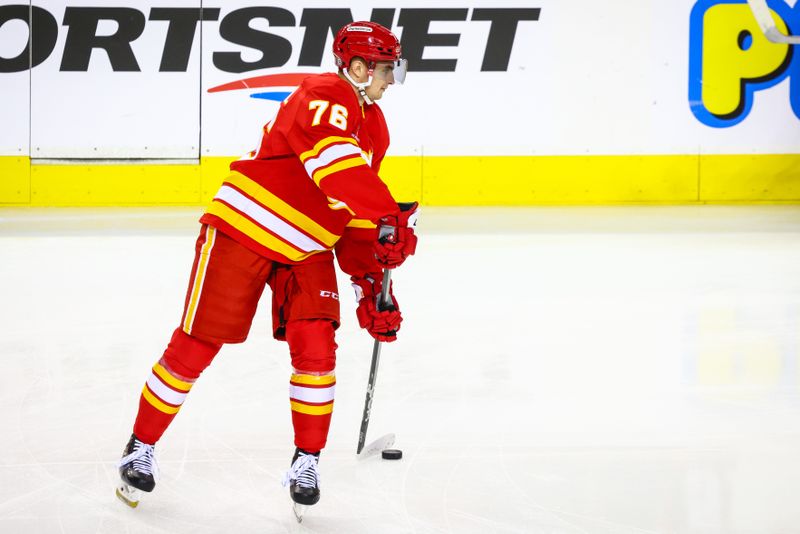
116, 21, 418, 512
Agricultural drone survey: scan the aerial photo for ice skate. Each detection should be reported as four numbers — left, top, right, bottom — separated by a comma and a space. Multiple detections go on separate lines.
115, 434, 159, 508
282, 448, 321, 522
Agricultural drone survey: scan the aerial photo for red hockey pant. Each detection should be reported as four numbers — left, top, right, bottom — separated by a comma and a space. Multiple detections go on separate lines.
133, 225, 339, 453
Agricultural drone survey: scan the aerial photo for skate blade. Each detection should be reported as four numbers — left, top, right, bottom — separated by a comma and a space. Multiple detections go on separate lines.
115, 483, 141, 508
357, 433, 396, 459
292, 502, 307, 523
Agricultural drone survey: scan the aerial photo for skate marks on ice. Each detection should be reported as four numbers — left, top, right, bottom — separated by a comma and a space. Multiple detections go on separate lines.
346, 444, 664, 534
287, 443, 667, 534
3, 206, 800, 532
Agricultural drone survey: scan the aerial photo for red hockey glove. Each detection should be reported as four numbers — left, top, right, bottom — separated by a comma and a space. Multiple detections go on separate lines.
352, 274, 402, 343
374, 202, 419, 269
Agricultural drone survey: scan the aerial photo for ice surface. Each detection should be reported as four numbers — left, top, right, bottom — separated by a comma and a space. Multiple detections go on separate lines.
1, 206, 800, 534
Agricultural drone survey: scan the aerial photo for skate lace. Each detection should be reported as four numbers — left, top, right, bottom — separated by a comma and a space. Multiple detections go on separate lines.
281, 452, 320, 489
117, 440, 160, 481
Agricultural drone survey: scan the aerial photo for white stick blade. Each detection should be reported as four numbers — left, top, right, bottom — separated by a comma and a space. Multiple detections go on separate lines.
357, 433, 396, 459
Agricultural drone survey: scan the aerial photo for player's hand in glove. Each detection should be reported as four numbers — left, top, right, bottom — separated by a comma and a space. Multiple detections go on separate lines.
352, 274, 402, 342
374, 202, 419, 269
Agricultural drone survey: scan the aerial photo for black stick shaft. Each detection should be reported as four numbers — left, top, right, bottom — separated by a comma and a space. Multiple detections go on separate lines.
356, 268, 392, 454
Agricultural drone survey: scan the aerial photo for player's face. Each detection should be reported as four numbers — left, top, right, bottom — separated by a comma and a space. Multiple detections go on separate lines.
365, 61, 396, 101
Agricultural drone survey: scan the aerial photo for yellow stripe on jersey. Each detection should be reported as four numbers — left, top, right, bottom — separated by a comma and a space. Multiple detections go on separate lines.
206, 201, 318, 261
183, 225, 216, 334
300, 136, 359, 162
290, 400, 334, 416
346, 218, 376, 229
152, 363, 193, 392
142, 385, 181, 415
312, 156, 368, 186
225, 172, 339, 247
290, 373, 336, 386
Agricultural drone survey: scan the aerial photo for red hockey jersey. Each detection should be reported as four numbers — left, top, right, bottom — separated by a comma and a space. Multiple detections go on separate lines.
200, 73, 399, 271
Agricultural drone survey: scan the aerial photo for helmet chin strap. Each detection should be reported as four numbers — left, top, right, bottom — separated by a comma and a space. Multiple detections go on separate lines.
342, 68, 374, 105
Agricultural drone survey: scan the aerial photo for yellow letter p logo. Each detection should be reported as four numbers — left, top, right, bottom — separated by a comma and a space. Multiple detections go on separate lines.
689, 0, 798, 127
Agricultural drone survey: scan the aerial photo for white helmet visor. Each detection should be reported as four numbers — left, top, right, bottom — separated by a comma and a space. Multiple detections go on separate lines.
393, 58, 408, 85
372, 58, 408, 85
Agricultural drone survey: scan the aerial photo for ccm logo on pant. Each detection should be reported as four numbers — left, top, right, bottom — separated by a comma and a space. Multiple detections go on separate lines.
319, 291, 339, 300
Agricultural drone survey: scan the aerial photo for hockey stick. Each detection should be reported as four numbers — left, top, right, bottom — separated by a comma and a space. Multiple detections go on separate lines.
747, 0, 800, 44
358, 432, 396, 459
356, 268, 393, 455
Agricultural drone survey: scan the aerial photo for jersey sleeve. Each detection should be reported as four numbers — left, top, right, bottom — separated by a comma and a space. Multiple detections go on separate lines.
285, 84, 399, 223
334, 223, 383, 279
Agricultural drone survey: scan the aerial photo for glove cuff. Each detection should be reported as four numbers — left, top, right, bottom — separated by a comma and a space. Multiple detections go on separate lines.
351, 274, 383, 302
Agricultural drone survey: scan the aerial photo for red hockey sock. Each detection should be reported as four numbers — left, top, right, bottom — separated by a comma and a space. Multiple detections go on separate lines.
286, 319, 337, 453
133, 328, 221, 444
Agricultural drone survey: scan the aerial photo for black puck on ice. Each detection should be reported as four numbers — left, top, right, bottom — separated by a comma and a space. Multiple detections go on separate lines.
381, 449, 403, 460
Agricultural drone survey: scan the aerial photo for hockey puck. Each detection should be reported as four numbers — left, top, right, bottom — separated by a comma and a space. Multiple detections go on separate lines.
381, 449, 403, 460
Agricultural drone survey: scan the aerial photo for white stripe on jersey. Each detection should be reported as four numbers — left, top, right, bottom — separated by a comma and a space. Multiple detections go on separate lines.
215, 185, 328, 253
303, 143, 363, 179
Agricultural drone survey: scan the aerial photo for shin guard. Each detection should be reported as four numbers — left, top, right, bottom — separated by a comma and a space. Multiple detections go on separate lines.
286, 320, 337, 453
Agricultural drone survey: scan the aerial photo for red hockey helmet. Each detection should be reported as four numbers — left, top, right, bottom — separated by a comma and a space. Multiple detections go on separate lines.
333, 21, 406, 84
